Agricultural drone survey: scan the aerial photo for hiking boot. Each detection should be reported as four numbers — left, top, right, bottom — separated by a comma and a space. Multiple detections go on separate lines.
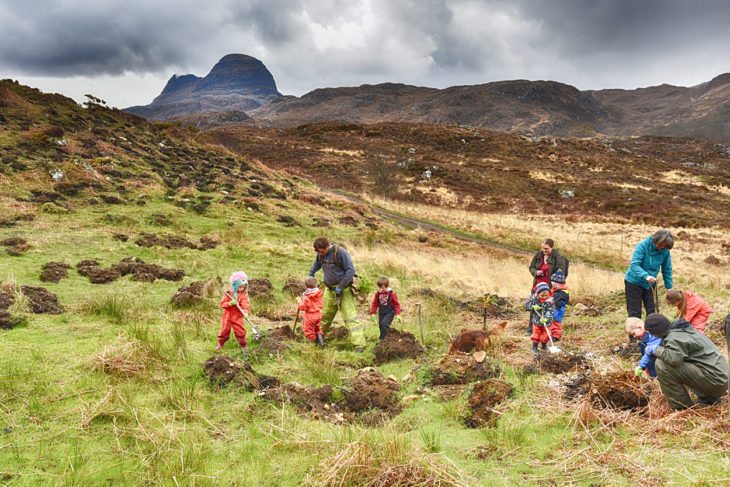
530, 346, 539, 355
354, 346, 365, 353
316, 333, 325, 347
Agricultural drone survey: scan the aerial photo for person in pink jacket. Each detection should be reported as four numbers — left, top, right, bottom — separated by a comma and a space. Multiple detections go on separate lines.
217, 271, 251, 350
666, 290, 712, 332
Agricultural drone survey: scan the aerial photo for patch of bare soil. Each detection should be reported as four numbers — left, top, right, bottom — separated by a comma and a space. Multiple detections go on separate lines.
248, 278, 274, 298
254, 325, 302, 355
5, 240, 31, 256
112, 233, 129, 242
0, 291, 14, 310
87, 267, 121, 284
197, 236, 219, 250
20, 286, 63, 314
343, 368, 401, 424
0, 237, 27, 247
432, 384, 466, 401
282, 277, 306, 297
277, 215, 299, 227
464, 379, 514, 428
373, 329, 424, 364
610, 341, 641, 358
590, 371, 651, 411
448, 322, 507, 354
40, 262, 71, 283
524, 351, 592, 375
170, 279, 219, 308
261, 383, 344, 423
430, 352, 502, 385
0, 310, 25, 329
112, 257, 184, 282
202, 355, 279, 390
76, 260, 100, 276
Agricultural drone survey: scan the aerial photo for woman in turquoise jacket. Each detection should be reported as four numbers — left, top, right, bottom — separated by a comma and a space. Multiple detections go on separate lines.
624, 229, 674, 319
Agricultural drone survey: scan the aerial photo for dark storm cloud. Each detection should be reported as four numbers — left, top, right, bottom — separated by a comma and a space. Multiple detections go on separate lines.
1, 0, 729, 97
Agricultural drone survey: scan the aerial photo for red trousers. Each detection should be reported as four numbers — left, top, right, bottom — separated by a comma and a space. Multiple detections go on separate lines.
302, 314, 322, 342
531, 321, 562, 344
219, 318, 247, 348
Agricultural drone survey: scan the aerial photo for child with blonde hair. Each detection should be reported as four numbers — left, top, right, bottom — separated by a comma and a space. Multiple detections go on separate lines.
625, 317, 661, 378
298, 277, 325, 346
217, 271, 250, 351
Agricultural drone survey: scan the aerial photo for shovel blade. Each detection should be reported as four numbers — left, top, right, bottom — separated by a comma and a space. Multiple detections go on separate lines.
548, 345, 562, 354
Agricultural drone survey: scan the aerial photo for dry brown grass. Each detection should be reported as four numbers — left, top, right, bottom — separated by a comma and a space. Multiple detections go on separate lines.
304, 439, 470, 487
351, 242, 623, 298
90, 336, 159, 379
366, 196, 730, 303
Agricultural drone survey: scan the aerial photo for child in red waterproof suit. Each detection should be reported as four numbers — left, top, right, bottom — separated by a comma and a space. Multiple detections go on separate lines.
369, 276, 402, 340
524, 282, 555, 354
298, 277, 325, 346
217, 271, 250, 351
548, 269, 569, 341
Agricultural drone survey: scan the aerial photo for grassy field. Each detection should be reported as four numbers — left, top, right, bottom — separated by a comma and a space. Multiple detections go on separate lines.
2, 191, 729, 486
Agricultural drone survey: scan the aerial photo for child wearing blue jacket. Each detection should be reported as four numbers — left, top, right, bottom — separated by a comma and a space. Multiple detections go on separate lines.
625, 317, 661, 377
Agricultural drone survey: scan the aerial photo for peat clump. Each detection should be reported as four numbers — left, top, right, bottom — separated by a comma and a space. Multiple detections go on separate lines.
202, 355, 279, 389
261, 383, 342, 422
76, 260, 100, 276
112, 257, 184, 282
524, 351, 592, 375
0, 310, 25, 330
282, 277, 306, 297
429, 352, 502, 385
590, 371, 651, 411
343, 367, 401, 424
248, 278, 274, 298
464, 379, 514, 428
40, 262, 71, 283
21, 286, 63, 314
170, 279, 219, 308
373, 329, 424, 364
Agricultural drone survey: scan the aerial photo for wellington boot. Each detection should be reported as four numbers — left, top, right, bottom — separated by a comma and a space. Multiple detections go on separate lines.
316, 333, 325, 347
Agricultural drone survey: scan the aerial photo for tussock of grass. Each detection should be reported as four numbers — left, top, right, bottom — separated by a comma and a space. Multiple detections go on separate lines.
90, 336, 160, 379
79, 293, 133, 323
305, 438, 470, 487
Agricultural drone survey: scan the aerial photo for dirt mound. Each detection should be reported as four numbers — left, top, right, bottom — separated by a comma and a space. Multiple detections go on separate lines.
261, 383, 343, 422
254, 325, 301, 355
0, 310, 25, 330
20, 286, 63, 314
277, 215, 299, 227
6, 242, 30, 256
112, 233, 129, 242
525, 351, 592, 375
373, 329, 424, 364
112, 257, 184, 282
170, 279, 219, 308
344, 368, 401, 414
87, 267, 121, 284
39, 262, 71, 283
432, 384, 466, 401
610, 341, 641, 358
590, 371, 651, 411
248, 278, 274, 298
464, 379, 514, 428
134, 232, 216, 250
430, 352, 502, 385
282, 277, 306, 297
328, 326, 350, 340
0, 237, 26, 247
77, 259, 100, 276
202, 355, 279, 390
197, 236, 219, 250
0, 291, 14, 310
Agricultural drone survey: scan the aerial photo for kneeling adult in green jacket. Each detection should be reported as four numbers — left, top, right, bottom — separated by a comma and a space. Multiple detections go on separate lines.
643, 313, 729, 410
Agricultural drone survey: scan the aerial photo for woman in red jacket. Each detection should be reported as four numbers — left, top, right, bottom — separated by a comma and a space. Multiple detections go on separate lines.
666, 289, 712, 332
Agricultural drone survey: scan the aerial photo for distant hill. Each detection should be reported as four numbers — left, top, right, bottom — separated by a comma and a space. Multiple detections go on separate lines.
124, 53, 730, 142
125, 54, 282, 120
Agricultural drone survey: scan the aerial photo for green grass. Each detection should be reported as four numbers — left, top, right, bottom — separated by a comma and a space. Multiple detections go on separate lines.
1, 191, 729, 486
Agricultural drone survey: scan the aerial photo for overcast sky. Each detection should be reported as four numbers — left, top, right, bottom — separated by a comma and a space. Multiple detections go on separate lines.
2, 0, 729, 108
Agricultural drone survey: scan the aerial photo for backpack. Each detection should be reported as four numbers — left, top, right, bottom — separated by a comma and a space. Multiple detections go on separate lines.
318, 244, 361, 294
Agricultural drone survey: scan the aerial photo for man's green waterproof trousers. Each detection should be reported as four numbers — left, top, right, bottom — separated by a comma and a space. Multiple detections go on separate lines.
655, 358, 728, 410
321, 287, 365, 347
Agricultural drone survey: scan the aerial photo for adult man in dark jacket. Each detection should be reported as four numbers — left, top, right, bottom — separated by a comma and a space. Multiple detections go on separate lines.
644, 313, 729, 410
308, 237, 365, 351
